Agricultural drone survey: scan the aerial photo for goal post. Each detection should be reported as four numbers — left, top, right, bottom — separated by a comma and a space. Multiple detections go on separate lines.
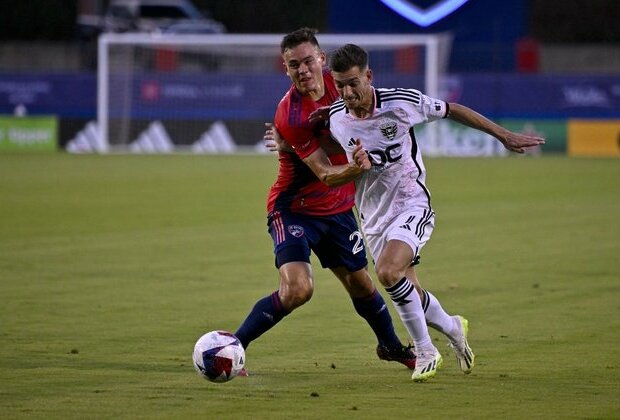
96, 32, 452, 153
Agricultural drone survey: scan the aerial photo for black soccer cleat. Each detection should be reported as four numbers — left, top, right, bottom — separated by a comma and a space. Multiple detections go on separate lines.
376, 344, 417, 369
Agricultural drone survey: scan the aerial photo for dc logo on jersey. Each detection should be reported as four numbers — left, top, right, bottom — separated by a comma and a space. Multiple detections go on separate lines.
288, 225, 305, 237
379, 121, 398, 140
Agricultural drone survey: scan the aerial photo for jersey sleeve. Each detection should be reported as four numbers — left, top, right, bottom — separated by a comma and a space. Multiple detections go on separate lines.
274, 101, 321, 160
328, 120, 340, 147
327, 102, 345, 147
403, 89, 448, 126
279, 124, 321, 159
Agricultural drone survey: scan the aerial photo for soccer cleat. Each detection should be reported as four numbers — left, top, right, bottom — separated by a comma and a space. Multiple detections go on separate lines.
411, 347, 442, 382
376, 344, 417, 369
448, 315, 475, 374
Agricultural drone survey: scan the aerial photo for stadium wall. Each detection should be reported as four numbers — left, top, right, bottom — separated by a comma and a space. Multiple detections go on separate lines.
0, 72, 618, 156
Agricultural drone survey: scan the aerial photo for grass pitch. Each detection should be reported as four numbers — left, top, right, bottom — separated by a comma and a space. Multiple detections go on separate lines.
1, 153, 619, 419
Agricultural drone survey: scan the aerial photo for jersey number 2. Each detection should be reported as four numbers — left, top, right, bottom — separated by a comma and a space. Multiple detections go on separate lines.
349, 231, 364, 255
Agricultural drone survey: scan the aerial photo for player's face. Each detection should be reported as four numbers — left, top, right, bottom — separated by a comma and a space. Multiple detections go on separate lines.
332, 66, 373, 115
282, 42, 326, 97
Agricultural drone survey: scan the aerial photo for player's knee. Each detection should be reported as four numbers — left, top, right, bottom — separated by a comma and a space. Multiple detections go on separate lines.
279, 280, 313, 310
374, 263, 403, 287
346, 271, 376, 296
278, 261, 314, 310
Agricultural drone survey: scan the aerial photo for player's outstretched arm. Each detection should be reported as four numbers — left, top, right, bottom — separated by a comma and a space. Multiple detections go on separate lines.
447, 103, 545, 153
303, 139, 370, 187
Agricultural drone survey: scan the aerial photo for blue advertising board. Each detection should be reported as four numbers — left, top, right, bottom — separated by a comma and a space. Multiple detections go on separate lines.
0, 73, 95, 118
1, 72, 618, 122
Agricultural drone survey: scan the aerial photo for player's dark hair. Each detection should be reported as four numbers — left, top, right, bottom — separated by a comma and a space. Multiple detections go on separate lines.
329, 44, 369, 72
280, 27, 320, 54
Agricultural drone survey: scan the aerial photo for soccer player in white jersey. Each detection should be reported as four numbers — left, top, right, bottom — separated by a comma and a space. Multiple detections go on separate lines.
323, 43, 545, 381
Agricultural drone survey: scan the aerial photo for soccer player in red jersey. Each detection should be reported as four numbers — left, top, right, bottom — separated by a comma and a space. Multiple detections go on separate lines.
234, 28, 415, 370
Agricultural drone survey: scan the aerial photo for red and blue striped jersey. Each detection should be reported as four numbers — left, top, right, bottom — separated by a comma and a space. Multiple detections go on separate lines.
266, 70, 355, 216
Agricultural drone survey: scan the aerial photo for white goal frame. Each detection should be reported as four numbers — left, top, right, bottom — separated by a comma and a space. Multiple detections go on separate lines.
97, 32, 452, 153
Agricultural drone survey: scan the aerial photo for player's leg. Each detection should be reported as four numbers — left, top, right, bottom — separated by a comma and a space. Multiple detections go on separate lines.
407, 267, 457, 337
234, 289, 290, 351
330, 266, 416, 369
374, 239, 442, 381
367, 206, 444, 381
314, 210, 415, 368
373, 239, 434, 350
331, 265, 399, 347
408, 267, 475, 373
234, 211, 316, 350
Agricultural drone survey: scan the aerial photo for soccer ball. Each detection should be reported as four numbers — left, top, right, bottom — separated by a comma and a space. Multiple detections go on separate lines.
192, 330, 245, 382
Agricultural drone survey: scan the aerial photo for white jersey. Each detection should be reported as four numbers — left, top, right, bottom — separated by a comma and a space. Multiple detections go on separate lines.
329, 87, 448, 237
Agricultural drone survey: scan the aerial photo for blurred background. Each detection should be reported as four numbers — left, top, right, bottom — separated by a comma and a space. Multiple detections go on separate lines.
0, 0, 618, 156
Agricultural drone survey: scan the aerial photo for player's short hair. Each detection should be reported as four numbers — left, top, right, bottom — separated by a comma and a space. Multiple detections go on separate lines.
329, 44, 369, 73
280, 27, 321, 54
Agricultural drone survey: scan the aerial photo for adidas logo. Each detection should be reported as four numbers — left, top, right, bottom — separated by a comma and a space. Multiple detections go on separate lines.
66, 120, 238, 154
347, 138, 356, 147
420, 359, 438, 373
192, 120, 237, 153
393, 296, 412, 306
399, 215, 416, 231
65, 121, 105, 153
130, 121, 174, 153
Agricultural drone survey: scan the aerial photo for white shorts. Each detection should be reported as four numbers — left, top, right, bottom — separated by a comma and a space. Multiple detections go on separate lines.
364, 207, 435, 263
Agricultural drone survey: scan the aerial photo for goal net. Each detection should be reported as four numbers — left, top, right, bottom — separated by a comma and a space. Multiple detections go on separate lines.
95, 33, 452, 153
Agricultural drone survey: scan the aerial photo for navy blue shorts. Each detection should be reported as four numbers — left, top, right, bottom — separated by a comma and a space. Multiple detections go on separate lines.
267, 209, 368, 272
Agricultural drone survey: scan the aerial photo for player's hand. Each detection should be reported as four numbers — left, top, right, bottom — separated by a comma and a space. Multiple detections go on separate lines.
352, 139, 371, 170
308, 106, 330, 125
502, 132, 545, 154
264, 122, 293, 153
263, 122, 278, 152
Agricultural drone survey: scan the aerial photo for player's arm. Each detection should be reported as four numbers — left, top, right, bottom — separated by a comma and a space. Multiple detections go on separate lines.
303, 139, 371, 187
264, 121, 368, 185
308, 105, 330, 125
265, 121, 345, 155
447, 102, 545, 153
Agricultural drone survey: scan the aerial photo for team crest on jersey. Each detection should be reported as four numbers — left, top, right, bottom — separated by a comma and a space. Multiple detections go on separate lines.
379, 121, 398, 140
288, 225, 305, 237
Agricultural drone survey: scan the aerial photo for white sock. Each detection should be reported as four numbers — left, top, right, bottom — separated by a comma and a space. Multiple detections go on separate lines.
422, 289, 458, 340
386, 277, 433, 351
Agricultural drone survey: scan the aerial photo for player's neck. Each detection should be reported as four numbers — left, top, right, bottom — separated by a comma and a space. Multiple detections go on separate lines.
307, 81, 325, 102
351, 91, 375, 119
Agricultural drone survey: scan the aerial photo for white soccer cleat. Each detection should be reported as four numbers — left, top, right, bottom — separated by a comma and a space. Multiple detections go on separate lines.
411, 346, 442, 382
448, 315, 475, 374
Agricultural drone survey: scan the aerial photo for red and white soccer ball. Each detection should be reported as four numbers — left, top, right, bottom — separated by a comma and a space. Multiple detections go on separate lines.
192, 330, 245, 383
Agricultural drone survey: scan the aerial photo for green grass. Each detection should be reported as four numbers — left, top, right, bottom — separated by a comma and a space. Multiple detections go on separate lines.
1, 154, 619, 419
